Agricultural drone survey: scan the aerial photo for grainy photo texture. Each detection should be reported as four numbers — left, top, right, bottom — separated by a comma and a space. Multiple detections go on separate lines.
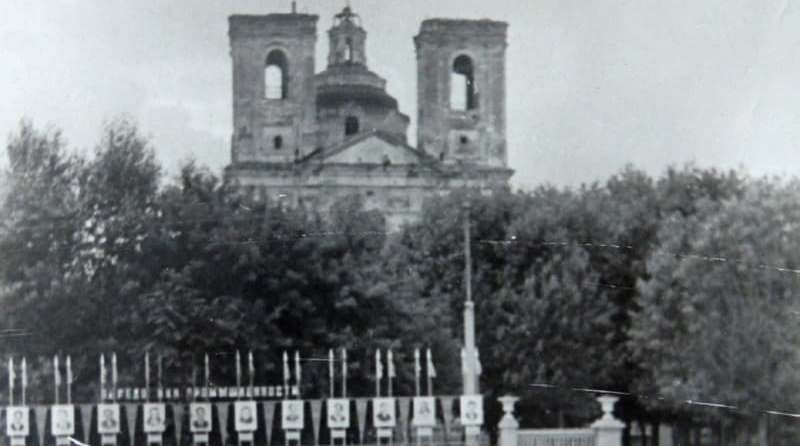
1, 1, 800, 446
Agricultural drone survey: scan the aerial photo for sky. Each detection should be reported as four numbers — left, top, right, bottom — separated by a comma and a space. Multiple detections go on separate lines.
1, 0, 799, 189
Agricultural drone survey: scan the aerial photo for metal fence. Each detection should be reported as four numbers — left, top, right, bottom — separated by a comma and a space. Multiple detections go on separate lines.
518, 429, 596, 446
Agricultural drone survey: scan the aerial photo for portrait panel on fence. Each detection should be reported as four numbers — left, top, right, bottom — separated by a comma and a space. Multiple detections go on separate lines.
98, 403, 121, 434
372, 398, 396, 428
281, 400, 304, 430
459, 395, 483, 426
326, 399, 350, 429
143, 403, 166, 433
51, 405, 75, 436
411, 397, 436, 427
234, 401, 258, 432
6, 406, 29, 437
190, 403, 213, 433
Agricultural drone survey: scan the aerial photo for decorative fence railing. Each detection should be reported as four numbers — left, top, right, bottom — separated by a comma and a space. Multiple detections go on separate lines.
497, 396, 623, 446
0, 396, 487, 446
0, 393, 627, 446
517, 429, 596, 446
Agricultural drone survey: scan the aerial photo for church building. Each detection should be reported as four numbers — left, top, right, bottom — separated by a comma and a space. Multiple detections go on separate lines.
224, 4, 513, 228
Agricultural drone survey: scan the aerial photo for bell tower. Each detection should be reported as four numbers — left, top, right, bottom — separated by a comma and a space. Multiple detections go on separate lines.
327, 7, 367, 66
415, 19, 509, 168
229, 11, 318, 164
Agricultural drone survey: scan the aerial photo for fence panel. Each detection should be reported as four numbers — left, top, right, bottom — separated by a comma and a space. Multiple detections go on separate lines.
518, 428, 596, 446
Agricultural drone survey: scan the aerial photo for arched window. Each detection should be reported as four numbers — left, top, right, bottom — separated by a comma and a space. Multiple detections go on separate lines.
345, 38, 354, 62
451, 55, 476, 111
273, 135, 283, 150
345, 116, 360, 136
265, 50, 288, 99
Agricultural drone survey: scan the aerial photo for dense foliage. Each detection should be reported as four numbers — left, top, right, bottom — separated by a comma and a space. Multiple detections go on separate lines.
2, 121, 799, 443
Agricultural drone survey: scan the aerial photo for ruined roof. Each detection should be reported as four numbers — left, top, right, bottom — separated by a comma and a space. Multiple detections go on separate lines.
418, 18, 507, 35
415, 18, 508, 47
229, 13, 318, 23
229, 14, 318, 38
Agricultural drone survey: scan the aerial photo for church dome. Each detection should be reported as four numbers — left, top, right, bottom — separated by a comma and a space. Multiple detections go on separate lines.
313, 6, 409, 148
315, 64, 398, 111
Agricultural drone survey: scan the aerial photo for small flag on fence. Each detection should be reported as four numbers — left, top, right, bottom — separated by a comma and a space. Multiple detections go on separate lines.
145, 351, 150, 390
328, 349, 334, 397
8, 357, 14, 393
112, 353, 118, 388
248, 350, 255, 385
236, 350, 242, 387
341, 348, 348, 397
54, 355, 61, 386
283, 351, 290, 388
426, 348, 436, 378
66, 355, 72, 384
294, 351, 301, 390
376, 350, 383, 380
205, 353, 210, 386
414, 349, 421, 378
100, 354, 106, 390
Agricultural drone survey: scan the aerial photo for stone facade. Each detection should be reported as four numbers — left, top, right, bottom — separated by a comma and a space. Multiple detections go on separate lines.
415, 19, 508, 168
225, 6, 513, 229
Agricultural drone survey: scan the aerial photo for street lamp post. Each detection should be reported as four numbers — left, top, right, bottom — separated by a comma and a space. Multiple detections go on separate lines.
462, 198, 479, 396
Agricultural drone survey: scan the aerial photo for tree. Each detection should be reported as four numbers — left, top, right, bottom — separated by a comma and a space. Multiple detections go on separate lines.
0, 118, 174, 400
140, 167, 406, 396
631, 179, 800, 445
496, 185, 616, 426
68, 118, 163, 357
0, 122, 83, 353
389, 185, 615, 426
486, 246, 613, 427
387, 187, 528, 394
0, 122, 87, 402
579, 165, 745, 434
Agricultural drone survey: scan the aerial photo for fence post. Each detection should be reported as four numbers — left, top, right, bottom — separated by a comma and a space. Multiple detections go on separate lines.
591, 396, 625, 446
497, 395, 519, 446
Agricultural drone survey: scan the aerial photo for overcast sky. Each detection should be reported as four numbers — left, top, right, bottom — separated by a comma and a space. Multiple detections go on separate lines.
1, 0, 799, 188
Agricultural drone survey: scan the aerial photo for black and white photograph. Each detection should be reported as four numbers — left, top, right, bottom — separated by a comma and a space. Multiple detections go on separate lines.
97, 403, 121, 435
460, 395, 483, 427
411, 397, 436, 428
281, 400, 304, 431
143, 403, 166, 434
2, 0, 800, 445
372, 398, 396, 429
234, 401, 258, 432
5, 406, 28, 437
190, 403, 213, 434
50, 405, 74, 437
326, 399, 350, 430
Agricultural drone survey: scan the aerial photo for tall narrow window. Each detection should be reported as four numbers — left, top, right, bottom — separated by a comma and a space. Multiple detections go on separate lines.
273, 135, 283, 150
265, 50, 288, 99
345, 116, 360, 136
345, 38, 354, 62
451, 55, 476, 111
